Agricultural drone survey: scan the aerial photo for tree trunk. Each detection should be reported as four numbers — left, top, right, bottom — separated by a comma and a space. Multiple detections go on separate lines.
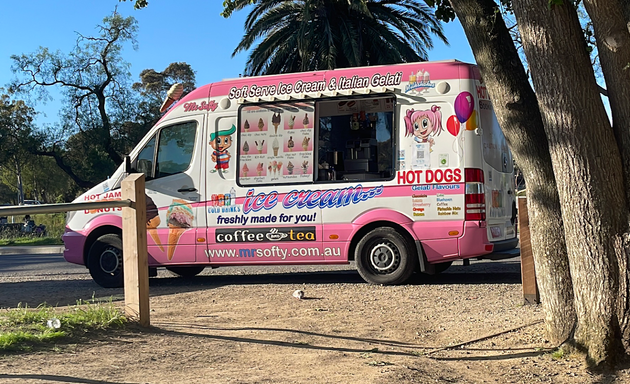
583, 0, 630, 350
512, 0, 629, 366
448, 0, 575, 345
36, 150, 95, 190
15, 158, 23, 205
97, 92, 123, 166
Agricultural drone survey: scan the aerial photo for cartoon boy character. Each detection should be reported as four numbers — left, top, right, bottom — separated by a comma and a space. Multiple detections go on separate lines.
404, 106, 443, 150
209, 124, 236, 173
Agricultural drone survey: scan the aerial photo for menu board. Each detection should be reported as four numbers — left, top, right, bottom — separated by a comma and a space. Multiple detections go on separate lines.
238, 103, 314, 185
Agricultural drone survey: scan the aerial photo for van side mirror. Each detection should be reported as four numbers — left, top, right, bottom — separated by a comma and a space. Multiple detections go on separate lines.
123, 155, 132, 175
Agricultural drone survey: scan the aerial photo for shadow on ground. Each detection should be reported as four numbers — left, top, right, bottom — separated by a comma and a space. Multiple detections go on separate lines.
0, 258, 522, 308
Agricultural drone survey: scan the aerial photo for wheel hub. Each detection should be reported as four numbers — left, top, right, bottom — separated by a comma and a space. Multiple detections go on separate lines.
369, 241, 399, 273
100, 247, 121, 275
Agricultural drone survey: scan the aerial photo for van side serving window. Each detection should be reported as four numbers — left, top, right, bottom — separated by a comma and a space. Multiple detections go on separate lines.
237, 95, 395, 186
133, 121, 197, 180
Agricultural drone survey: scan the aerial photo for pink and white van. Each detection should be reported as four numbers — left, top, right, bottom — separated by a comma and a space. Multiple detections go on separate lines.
62, 60, 518, 288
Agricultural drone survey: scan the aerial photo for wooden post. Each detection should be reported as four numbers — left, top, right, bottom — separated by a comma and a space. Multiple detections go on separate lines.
121, 174, 150, 327
518, 196, 540, 304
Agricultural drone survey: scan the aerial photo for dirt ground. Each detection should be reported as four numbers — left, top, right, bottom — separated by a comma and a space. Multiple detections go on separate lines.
1, 259, 630, 384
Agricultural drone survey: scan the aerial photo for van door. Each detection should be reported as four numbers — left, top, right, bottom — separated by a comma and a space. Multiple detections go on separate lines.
132, 116, 205, 263
479, 101, 517, 246
204, 104, 324, 263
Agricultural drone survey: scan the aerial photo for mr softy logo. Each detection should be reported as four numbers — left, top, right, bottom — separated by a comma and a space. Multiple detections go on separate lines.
216, 227, 316, 243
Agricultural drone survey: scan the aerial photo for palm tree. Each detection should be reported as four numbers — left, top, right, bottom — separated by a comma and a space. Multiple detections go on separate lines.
226, 0, 448, 75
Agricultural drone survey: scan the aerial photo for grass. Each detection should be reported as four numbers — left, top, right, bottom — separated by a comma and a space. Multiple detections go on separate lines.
0, 299, 127, 353
0, 237, 63, 246
551, 348, 566, 360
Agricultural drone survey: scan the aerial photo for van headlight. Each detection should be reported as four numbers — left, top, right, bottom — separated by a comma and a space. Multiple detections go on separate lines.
65, 210, 76, 225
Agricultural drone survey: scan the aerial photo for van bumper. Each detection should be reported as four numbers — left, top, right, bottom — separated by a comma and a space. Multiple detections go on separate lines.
62, 227, 87, 266
458, 222, 494, 258
478, 237, 520, 260
492, 236, 519, 252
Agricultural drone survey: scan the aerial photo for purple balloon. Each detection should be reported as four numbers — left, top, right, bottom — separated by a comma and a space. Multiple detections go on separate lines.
454, 92, 474, 123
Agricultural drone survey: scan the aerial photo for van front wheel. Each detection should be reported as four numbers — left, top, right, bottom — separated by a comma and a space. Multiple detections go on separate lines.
87, 234, 124, 288
355, 227, 416, 285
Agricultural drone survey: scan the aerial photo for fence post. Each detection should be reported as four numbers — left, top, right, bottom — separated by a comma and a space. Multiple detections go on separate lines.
518, 196, 540, 304
121, 174, 150, 327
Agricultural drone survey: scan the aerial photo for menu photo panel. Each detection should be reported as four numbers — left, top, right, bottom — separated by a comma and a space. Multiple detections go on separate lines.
238, 102, 314, 185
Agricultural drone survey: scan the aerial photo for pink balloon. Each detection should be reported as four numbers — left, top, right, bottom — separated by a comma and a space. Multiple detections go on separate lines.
447, 115, 460, 136
455, 92, 474, 123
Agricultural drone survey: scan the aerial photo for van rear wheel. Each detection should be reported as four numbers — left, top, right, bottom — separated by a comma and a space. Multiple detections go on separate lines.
87, 234, 123, 288
166, 266, 205, 278
355, 227, 416, 285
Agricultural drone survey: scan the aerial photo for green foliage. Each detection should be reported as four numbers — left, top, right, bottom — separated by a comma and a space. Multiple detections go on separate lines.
124, 62, 197, 152
9, 13, 199, 193
0, 153, 78, 205
0, 300, 127, 353
425, 0, 456, 22
10, 14, 140, 187
221, 0, 256, 18
227, 0, 448, 76
119, 0, 149, 9
32, 213, 66, 239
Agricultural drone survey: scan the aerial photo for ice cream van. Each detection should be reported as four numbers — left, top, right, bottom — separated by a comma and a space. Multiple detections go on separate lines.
62, 60, 518, 288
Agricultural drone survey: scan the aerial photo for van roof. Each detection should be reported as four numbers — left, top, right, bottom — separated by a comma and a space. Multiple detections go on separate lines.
160, 59, 479, 123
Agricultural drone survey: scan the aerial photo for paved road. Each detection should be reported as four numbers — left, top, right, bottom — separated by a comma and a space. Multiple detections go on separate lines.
0, 246, 84, 275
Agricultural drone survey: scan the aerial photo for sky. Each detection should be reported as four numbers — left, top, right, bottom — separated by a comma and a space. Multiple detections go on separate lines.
0, 1, 475, 127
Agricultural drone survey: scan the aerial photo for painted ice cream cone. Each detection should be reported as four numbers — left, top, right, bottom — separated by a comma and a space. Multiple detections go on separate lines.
145, 195, 163, 252
147, 216, 164, 252
166, 199, 193, 261
256, 140, 264, 154
303, 113, 309, 128
287, 161, 294, 175
243, 140, 250, 155
258, 118, 264, 131
167, 224, 187, 261
288, 115, 295, 129
243, 120, 250, 131
257, 162, 264, 176
242, 163, 249, 177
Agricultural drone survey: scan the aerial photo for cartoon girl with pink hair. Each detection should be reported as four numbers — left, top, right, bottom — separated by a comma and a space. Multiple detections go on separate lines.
404, 106, 443, 150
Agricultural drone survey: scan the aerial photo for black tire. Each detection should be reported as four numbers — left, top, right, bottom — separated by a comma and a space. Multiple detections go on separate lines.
87, 234, 123, 288
355, 227, 417, 285
166, 266, 205, 278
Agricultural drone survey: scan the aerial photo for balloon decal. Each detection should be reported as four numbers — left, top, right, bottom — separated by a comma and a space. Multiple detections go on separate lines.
454, 92, 474, 123
466, 110, 478, 131
447, 115, 460, 137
